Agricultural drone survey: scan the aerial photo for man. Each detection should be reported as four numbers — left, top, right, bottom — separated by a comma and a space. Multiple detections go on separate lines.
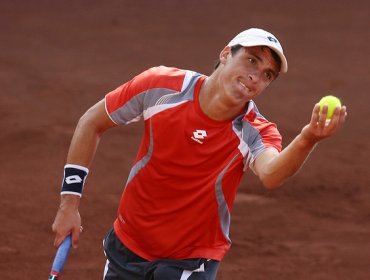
52, 28, 347, 279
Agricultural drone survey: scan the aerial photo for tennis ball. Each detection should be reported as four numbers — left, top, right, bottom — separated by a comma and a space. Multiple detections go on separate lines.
319, 95, 341, 119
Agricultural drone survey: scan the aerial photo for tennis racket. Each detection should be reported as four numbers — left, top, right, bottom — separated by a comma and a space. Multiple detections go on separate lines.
49, 235, 72, 280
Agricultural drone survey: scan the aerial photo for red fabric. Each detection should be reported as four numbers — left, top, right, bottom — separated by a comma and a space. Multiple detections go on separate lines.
105, 66, 281, 261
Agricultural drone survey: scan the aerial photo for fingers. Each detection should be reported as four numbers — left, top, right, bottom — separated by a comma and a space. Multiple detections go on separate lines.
317, 105, 329, 128
339, 106, 348, 124
52, 221, 68, 248
53, 233, 67, 248
305, 103, 347, 143
52, 225, 83, 249
71, 225, 81, 249
314, 103, 347, 127
326, 106, 341, 128
310, 103, 321, 125
51, 207, 83, 249
52, 221, 64, 248
326, 105, 347, 130
312, 103, 329, 132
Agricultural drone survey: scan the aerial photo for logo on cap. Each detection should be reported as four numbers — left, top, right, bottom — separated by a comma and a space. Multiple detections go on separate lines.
267, 36, 277, 43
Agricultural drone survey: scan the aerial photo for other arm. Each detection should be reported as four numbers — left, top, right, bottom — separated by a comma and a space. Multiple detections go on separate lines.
52, 99, 116, 248
253, 103, 347, 189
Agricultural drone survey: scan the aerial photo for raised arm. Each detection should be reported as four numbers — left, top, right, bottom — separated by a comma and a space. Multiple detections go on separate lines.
52, 99, 116, 248
253, 103, 347, 189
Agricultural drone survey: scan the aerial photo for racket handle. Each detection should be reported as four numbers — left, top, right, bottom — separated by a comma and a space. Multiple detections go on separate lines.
49, 235, 72, 279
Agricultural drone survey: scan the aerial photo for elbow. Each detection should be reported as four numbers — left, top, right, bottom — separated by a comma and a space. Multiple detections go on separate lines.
259, 174, 285, 190
257, 165, 293, 190
262, 180, 282, 190
76, 113, 96, 133
77, 109, 105, 136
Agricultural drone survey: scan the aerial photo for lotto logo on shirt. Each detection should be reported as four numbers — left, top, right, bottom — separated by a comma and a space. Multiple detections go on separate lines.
191, 130, 207, 144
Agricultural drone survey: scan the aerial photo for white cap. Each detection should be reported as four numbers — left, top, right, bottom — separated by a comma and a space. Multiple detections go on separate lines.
227, 28, 288, 73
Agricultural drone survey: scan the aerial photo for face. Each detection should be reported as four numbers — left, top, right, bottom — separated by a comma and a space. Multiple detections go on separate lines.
217, 46, 280, 105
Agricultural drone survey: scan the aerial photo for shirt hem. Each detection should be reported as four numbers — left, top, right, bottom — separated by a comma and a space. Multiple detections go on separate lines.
113, 220, 229, 261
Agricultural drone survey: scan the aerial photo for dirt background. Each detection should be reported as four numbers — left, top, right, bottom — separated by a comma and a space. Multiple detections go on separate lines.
1, 0, 369, 279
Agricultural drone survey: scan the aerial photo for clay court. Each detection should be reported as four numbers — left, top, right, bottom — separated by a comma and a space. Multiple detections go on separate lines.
1, 0, 369, 279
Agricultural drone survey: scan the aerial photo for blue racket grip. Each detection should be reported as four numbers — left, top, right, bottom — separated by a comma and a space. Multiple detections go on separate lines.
49, 235, 72, 279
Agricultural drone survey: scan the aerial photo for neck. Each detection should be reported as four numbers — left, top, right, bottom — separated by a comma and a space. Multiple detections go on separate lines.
199, 73, 247, 121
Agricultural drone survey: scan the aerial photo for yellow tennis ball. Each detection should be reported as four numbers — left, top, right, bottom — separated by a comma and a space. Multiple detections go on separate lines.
319, 95, 342, 119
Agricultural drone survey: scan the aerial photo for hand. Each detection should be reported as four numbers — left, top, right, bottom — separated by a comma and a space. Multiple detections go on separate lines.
300, 103, 347, 145
52, 195, 82, 249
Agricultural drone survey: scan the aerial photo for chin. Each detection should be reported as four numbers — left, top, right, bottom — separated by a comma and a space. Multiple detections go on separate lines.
229, 92, 250, 104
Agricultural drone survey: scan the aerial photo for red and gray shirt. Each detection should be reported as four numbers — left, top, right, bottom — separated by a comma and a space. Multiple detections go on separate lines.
105, 66, 282, 261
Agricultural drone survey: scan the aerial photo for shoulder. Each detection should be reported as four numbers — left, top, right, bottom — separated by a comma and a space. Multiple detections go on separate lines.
145, 65, 187, 77
135, 66, 189, 91
243, 101, 278, 129
242, 101, 281, 146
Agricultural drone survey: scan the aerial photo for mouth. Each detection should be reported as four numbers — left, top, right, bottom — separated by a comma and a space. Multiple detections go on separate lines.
238, 80, 251, 94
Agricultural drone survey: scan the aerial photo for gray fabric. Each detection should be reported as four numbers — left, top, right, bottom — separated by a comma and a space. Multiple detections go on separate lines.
214, 154, 239, 244
109, 71, 203, 125
125, 120, 154, 186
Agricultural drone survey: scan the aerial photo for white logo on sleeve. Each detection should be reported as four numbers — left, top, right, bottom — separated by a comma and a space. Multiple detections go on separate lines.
65, 175, 83, 184
191, 130, 207, 144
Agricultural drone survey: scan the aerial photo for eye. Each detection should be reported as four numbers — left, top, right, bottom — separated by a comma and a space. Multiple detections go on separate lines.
264, 71, 274, 81
248, 58, 257, 64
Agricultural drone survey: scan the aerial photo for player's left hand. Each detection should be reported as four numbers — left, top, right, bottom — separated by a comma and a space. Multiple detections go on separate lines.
300, 103, 347, 144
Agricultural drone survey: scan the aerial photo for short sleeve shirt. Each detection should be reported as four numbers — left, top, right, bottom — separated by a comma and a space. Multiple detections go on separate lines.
105, 66, 282, 261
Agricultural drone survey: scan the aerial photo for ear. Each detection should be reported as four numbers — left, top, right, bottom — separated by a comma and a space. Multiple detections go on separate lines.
219, 46, 232, 65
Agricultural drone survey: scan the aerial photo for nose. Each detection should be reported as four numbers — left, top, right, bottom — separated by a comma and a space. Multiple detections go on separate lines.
248, 71, 261, 83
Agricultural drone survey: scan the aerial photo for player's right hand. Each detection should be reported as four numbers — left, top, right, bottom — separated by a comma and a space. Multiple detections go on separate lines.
301, 103, 347, 144
52, 194, 82, 249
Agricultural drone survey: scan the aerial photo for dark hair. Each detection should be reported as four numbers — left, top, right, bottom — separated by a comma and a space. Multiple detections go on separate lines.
213, 44, 282, 73
213, 44, 243, 70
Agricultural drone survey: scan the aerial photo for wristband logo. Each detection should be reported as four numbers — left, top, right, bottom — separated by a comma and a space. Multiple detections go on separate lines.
65, 175, 83, 184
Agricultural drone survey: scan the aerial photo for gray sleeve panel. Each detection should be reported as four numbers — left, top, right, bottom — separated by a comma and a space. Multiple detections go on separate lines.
154, 73, 202, 105
109, 88, 178, 125
108, 72, 203, 125
243, 102, 273, 163
242, 121, 266, 158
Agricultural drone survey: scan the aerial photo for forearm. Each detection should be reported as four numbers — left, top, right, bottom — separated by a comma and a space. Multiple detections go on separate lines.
61, 104, 112, 200
53, 121, 94, 242
257, 133, 317, 189
53, 100, 115, 247
60, 193, 80, 207
256, 103, 347, 189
